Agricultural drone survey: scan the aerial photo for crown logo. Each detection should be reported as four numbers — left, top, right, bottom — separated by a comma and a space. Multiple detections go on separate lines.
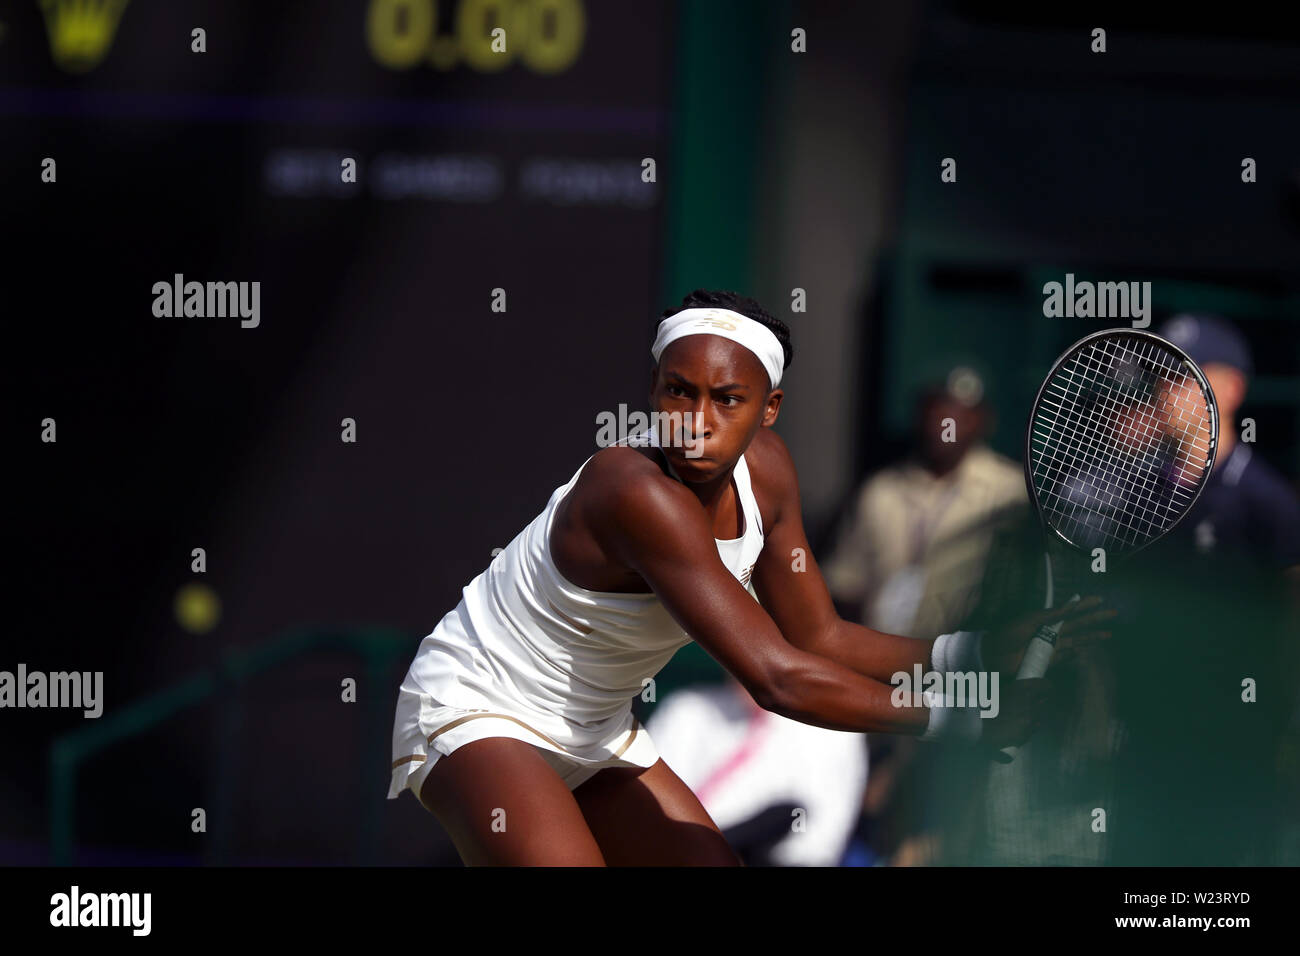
40, 0, 130, 73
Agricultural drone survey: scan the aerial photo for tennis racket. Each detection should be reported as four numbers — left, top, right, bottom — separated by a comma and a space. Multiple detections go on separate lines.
1001, 328, 1219, 760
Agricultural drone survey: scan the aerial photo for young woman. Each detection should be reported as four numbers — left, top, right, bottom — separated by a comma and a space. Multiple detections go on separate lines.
388, 289, 1111, 866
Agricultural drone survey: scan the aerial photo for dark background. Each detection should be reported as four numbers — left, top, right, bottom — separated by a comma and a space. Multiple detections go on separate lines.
2, 0, 1298, 865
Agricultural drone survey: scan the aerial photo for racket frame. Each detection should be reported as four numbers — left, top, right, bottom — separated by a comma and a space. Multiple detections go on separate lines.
1024, 327, 1220, 557
1000, 328, 1221, 760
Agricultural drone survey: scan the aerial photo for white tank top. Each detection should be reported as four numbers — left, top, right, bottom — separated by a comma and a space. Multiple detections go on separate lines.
406, 431, 767, 734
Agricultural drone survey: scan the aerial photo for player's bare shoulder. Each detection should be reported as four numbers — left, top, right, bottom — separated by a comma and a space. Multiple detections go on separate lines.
549, 444, 697, 592
562, 443, 693, 533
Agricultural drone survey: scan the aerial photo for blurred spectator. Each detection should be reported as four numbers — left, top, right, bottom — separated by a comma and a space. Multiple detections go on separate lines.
645, 674, 868, 866
1158, 313, 1300, 576
822, 365, 1028, 640
814, 366, 1029, 865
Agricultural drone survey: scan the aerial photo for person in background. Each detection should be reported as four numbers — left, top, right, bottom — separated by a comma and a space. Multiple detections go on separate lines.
822, 365, 1028, 865
1157, 313, 1300, 578
822, 366, 1027, 642
645, 673, 869, 866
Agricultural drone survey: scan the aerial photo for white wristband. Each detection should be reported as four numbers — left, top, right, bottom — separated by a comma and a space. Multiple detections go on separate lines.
930, 629, 985, 675
918, 687, 984, 742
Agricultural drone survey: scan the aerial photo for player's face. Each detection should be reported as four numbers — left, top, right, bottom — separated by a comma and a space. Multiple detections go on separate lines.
649, 335, 780, 480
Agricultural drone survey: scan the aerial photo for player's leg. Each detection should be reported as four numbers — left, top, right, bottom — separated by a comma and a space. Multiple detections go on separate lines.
574, 758, 742, 866
417, 737, 607, 866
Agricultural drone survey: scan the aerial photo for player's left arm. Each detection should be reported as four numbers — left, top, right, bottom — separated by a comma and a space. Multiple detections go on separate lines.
748, 429, 932, 682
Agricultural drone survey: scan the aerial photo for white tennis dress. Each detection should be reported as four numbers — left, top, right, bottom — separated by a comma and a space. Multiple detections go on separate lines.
389, 431, 767, 800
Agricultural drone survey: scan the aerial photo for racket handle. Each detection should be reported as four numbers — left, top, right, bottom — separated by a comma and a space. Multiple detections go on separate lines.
1015, 618, 1064, 680
999, 595, 1081, 760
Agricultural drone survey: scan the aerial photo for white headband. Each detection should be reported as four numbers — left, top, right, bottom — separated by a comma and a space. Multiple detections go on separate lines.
650, 307, 785, 390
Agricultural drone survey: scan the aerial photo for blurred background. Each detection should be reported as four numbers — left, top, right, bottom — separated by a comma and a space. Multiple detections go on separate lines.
4, 0, 1299, 866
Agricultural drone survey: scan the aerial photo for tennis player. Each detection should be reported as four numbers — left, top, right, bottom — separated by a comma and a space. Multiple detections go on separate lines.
388, 289, 1111, 865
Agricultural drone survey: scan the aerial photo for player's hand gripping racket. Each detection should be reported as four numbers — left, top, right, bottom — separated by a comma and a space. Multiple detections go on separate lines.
1001, 328, 1219, 760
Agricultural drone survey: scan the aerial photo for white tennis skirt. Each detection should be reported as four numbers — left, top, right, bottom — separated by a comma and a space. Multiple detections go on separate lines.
388, 668, 662, 803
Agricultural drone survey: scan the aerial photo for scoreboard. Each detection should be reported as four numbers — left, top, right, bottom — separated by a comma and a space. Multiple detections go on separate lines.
365, 0, 587, 74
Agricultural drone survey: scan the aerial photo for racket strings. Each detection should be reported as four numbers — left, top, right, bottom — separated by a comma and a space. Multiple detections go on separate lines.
1034, 386, 1175, 546
1030, 335, 1214, 552
1046, 340, 1200, 531
1034, 405, 1178, 546
1033, 338, 1203, 545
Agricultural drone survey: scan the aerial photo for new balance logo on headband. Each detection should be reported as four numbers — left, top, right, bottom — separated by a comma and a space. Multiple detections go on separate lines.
651, 307, 786, 390
690, 313, 738, 331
